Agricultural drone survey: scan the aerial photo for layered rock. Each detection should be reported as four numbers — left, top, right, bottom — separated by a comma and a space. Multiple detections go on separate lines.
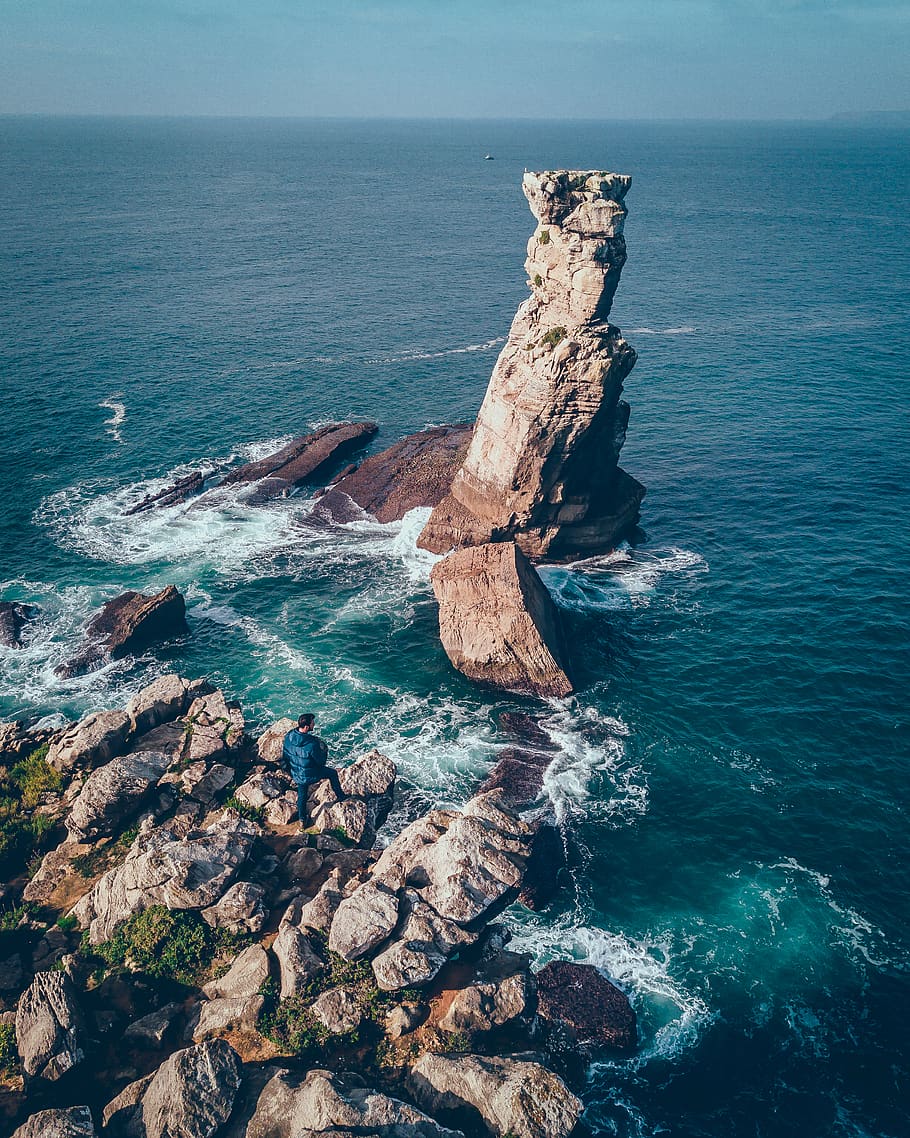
47, 709, 131, 775
431, 542, 573, 697
420, 170, 644, 561
65, 750, 173, 841
56, 586, 188, 678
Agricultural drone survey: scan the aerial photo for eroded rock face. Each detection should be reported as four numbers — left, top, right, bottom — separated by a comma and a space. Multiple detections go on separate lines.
66, 750, 172, 841
15, 971, 86, 1081
201, 880, 267, 935
316, 423, 473, 524
408, 1052, 582, 1138
57, 586, 188, 678
11, 1106, 96, 1138
73, 813, 259, 943
181, 689, 245, 763
47, 710, 131, 775
535, 959, 637, 1050
126, 674, 211, 735
420, 170, 643, 561
431, 542, 573, 697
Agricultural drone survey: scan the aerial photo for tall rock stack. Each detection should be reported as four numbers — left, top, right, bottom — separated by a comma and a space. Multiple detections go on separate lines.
419, 170, 644, 561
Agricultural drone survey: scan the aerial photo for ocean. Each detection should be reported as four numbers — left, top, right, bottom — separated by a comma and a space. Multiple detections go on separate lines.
0, 116, 907, 1137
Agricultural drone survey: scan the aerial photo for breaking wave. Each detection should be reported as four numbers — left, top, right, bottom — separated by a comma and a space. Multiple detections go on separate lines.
99, 398, 126, 443
539, 544, 708, 612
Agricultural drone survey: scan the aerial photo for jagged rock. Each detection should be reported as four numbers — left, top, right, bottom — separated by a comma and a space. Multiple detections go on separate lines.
203, 944, 271, 1000
56, 586, 188, 678
273, 904, 327, 999
123, 1003, 181, 1046
47, 710, 131, 775
180, 760, 235, 803
0, 601, 37, 648
307, 749, 396, 847
309, 987, 362, 1036
295, 868, 352, 934
517, 821, 565, 911
328, 880, 399, 961
102, 1075, 153, 1130
221, 422, 379, 500
431, 543, 573, 698
438, 969, 532, 1035
255, 717, 296, 764
535, 959, 636, 1050
371, 893, 474, 992
284, 845, 324, 885
15, 970, 86, 1081
117, 1038, 241, 1138
192, 994, 264, 1042
240, 1068, 464, 1138
234, 765, 293, 810
316, 423, 473, 524
181, 690, 244, 763
126, 674, 211, 735
201, 880, 267, 934
385, 1002, 426, 1039
23, 840, 92, 904
420, 170, 643, 561
73, 812, 259, 943
0, 720, 60, 763
11, 1106, 96, 1138
125, 471, 206, 515
408, 1052, 582, 1138
371, 811, 455, 887
66, 750, 172, 841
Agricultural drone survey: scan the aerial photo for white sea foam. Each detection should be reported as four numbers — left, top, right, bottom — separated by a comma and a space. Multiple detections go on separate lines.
365, 337, 506, 364
626, 325, 696, 336
99, 398, 126, 443
539, 544, 708, 612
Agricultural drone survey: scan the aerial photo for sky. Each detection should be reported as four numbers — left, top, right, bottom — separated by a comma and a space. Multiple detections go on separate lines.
1, 0, 908, 120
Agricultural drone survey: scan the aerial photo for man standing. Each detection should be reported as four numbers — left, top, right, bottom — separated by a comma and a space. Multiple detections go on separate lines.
282, 713, 347, 829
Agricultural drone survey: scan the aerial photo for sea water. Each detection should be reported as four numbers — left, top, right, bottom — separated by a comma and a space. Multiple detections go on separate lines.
0, 117, 908, 1137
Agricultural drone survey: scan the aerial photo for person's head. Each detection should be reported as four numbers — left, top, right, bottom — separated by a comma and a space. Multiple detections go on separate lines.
298, 713, 315, 733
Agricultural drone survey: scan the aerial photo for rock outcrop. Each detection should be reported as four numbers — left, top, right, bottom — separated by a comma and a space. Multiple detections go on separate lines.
419, 170, 643, 561
0, 601, 37, 648
65, 750, 172, 841
125, 471, 206, 515
47, 709, 131, 775
11, 1107, 96, 1138
15, 971, 86, 1081
431, 542, 573, 697
316, 423, 473, 523
535, 959, 637, 1051
56, 586, 188, 678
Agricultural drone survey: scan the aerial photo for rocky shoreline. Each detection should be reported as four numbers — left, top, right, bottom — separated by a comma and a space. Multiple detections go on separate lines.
0, 677, 635, 1138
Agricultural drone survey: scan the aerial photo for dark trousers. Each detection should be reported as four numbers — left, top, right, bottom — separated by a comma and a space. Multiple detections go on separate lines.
297, 767, 345, 825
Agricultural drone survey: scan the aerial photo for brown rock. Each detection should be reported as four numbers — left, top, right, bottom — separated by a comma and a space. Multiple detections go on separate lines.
419, 170, 645, 561
56, 586, 188, 678
535, 959, 637, 1050
316, 423, 473, 523
125, 471, 205, 515
430, 542, 573, 698
221, 422, 378, 495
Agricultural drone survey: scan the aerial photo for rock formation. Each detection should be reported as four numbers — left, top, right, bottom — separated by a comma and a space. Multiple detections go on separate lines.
430, 542, 573, 698
419, 170, 644, 561
0, 602, 37, 649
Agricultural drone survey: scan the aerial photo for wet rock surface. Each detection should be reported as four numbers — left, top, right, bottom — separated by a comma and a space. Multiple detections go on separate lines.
0, 602, 37, 649
221, 422, 378, 495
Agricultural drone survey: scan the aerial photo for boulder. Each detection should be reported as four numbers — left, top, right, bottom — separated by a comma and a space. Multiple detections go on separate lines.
180, 760, 236, 803
47, 709, 131, 775
221, 421, 378, 497
273, 904, 327, 999
66, 750, 172, 841
327, 879, 399, 961
283, 844, 324, 885
316, 423, 473, 524
73, 813, 260, 943
255, 717, 296, 764
117, 1038, 242, 1138
307, 749, 396, 846
0, 601, 37, 648
192, 994, 264, 1042
438, 969, 531, 1035
0, 720, 60, 763
123, 1003, 181, 1047
241, 1067, 464, 1138
534, 959, 636, 1050
233, 765, 294, 810
11, 1107, 96, 1138
295, 868, 352, 934
126, 674, 211, 735
371, 893, 474, 992
203, 944, 271, 1001
56, 586, 188, 678
201, 880, 267, 935
15, 970, 86, 1081
309, 987, 362, 1036
385, 1002, 426, 1039
419, 170, 644, 561
430, 543, 573, 698
181, 690, 244, 763
408, 1052, 582, 1138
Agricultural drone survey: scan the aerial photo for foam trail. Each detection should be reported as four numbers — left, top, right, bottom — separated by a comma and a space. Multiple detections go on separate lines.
626, 325, 696, 336
540, 544, 708, 612
99, 398, 126, 443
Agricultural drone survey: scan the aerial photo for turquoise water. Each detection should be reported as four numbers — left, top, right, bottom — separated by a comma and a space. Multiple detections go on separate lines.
1, 117, 908, 1136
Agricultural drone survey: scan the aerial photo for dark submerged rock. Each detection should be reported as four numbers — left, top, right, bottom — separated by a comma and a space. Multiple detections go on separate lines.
0, 602, 37, 648
535, 959, 637, 1051
124, 471, 206, 515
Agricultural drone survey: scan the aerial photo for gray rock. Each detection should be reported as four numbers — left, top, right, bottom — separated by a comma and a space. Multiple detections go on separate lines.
15, 970, 86, 1081
306, 749, 396, 847
308, 988, 362, 1036
201, 880, 267, 935
180, 760, 235, 803
72, 812, 260, 943
273, 904, 326, 999
438, 970, 531, 1034
181, 690, 244, 763
243, 1067, 464, 1138
122, 1039, 242, 1138
255, 718, 296, 764
191, 994, 264, 1042
102, 1074, 153, 1129
11, 1106, 96, 1138
327, 879, 399, 961
123, 1003, 181, 1046
47, 710, 131, 775
126, 674, 211, 736
408, 1052, 582, 1138
295, 868, 350, 934
283, 844, 324, 884
371, 893, 474, 992
66, 750, 172, 841
203, 944, 271, 1000
233, 765, 293, 810
385, 1002, 426, 1039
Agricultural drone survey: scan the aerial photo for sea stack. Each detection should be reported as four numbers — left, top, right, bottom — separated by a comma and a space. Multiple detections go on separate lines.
419, 170, 644, 561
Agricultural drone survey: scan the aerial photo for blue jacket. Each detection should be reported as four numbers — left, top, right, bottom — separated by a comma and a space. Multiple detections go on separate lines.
282, 729, 328, 785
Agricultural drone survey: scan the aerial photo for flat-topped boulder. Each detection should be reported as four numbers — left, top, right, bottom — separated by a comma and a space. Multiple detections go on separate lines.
419, 170, 643, 561
56, 585, 188, 678
431, 542, 573, 698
